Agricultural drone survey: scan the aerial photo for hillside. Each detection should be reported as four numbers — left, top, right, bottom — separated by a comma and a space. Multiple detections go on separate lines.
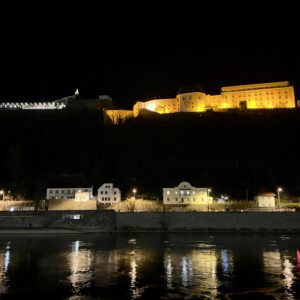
0, 109, 299, 200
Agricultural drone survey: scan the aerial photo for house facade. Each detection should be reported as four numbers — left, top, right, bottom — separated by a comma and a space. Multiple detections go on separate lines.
46, 187, 93, 200
97, 183, 121, 204
163, 182, 212, 205
255, 192, 276, 208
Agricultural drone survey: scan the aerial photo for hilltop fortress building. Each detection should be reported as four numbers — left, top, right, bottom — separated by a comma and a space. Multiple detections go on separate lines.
0, 81, 296, 123
105, 81, 296, 123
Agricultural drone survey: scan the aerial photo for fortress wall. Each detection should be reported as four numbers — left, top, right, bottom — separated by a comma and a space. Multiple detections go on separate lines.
104, 110, 133, 124
132, 82, 296, 115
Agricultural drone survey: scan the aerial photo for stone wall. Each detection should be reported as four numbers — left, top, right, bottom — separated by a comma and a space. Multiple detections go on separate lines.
116, 212, 300, 231
48, 199, 97, 210
2, 211, 300, 232
0, 201, 34, 211
0, 210, 115, 232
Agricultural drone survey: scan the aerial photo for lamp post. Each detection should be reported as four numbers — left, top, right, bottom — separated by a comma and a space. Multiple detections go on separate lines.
133, 188, 137, 200
0, 190, 4, 201
207, 188, 211, 212
277, 187, 282, 210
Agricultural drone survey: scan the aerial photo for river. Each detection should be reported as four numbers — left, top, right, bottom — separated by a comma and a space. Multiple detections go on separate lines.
0, 232, 300, 299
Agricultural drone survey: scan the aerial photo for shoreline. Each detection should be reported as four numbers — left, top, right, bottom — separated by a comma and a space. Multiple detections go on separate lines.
1, 228, 300, 234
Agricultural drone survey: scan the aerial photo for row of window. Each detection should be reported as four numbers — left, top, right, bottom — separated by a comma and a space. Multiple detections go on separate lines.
49, 189, 90, 195
166, 198, 196, 202
166, 190, 198, 195
100, 197, 117, 201
166, 197, 206, 202
225, 90, 290, 98
99, 191, 117, 194
225, 96, 290, 101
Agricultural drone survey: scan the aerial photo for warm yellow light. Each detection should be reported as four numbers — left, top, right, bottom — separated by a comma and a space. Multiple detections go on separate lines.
146, 103, 156, 111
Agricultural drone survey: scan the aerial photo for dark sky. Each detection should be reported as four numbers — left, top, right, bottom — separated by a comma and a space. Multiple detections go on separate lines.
1, 4, 299, 108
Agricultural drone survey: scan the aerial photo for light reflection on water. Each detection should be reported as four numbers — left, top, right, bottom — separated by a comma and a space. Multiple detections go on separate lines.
164, 244, 219, 298
0, 242, 11, 293
0, 233, 300, 299
68, 240, 93, 294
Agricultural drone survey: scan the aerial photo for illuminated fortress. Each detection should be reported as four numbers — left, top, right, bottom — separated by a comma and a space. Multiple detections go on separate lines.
105, 81, 296, 123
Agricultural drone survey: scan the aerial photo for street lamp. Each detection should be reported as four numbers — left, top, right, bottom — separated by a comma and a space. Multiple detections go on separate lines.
207, 188, 211, 212
133, 188, 137, 199
277, 187, 282, 210
0, 190, 4, 201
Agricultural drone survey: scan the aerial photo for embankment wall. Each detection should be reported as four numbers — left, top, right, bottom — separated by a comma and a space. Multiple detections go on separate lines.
2, 211, 300, 232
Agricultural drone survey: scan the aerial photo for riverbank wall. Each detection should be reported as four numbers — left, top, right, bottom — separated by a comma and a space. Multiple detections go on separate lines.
116, 212, 300, 231
1, 211, 300, 233
0, 210, 115, 232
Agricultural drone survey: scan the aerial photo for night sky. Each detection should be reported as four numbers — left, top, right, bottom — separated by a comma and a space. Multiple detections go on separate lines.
1, 5, 299, 108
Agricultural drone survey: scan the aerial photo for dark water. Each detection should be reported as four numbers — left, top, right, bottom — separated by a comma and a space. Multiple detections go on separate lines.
1, 233, 300, 299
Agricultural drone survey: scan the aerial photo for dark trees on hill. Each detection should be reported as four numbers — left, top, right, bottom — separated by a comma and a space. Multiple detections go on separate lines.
0, 109, 299, 200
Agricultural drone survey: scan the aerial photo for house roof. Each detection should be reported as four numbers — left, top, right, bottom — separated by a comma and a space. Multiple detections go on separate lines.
257, 192, 276, 197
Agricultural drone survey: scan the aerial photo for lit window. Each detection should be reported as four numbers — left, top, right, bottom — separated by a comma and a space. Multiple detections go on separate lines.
175, 191, 178, 195
187, 191, 190, 195
167, 191, 170, 195
64, 214, 81, 220
192, 191, 195, 195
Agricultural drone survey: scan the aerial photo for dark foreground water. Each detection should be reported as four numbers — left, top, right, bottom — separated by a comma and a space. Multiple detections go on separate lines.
1, 233, 300, 299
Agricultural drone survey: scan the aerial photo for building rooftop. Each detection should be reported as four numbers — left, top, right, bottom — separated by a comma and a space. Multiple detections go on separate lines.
221, 81, 290, 92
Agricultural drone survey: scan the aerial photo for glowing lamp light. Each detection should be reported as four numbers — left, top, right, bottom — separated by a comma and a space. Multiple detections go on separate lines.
147, 103, 156, 111
133, 188, 137, 199
277, 187, 283, 210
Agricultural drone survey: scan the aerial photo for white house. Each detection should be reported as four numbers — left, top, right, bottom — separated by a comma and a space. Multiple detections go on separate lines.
46, 187, 93, 200
163, 182, 212, 205
255, 192, 276, 208
97, 183, 121, 204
